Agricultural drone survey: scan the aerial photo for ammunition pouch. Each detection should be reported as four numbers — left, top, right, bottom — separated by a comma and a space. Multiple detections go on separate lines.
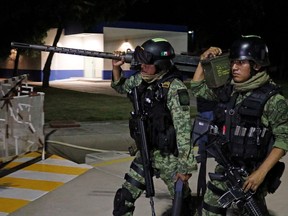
129, 117, 136, 139
265, 161, 285, 193
229, 126, 272, 162
157, 125, 178, 156
129, 117, 139, 145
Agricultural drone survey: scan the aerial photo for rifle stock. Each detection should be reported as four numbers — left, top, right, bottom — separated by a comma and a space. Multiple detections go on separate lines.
11, 41, 199, 73
172, 179, 184, 216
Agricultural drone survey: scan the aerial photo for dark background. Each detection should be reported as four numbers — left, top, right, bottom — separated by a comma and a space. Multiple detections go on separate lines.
1, 0, 287, 80
119, 0, 288, 79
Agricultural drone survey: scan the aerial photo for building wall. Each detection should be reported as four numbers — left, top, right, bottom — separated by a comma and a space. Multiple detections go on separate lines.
43, 29, 104, 80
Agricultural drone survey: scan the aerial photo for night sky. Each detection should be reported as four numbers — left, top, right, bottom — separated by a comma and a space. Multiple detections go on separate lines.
119, 0, 288, 63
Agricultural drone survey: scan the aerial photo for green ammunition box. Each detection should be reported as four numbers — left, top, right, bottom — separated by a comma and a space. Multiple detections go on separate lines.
201, 53, 230, 88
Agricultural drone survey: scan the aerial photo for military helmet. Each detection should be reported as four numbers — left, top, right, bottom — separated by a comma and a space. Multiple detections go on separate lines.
133, 38, 175, 71
229, 35, 270, 67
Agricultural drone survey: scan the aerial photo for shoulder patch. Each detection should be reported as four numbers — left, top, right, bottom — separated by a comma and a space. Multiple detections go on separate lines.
177, 89, 190, 106
161, 81, 171, 89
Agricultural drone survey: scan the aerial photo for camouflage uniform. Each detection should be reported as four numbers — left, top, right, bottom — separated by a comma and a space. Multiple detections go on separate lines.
190, 71, 288, 215
111, 71, 197, 216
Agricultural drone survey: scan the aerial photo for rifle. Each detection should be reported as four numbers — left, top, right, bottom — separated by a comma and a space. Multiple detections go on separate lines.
130, 86, 156, 216
206, 134, 267, 216
172, 179, 184, 216
10, 42, 200, 73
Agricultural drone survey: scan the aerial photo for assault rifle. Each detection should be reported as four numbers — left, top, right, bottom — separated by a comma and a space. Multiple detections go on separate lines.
130, 86, 156, 216
206, 134, 267, 216
10, 42, 200, 73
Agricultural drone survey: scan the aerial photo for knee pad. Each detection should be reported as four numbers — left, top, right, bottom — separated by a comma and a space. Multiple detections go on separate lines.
113, 188, 135, 216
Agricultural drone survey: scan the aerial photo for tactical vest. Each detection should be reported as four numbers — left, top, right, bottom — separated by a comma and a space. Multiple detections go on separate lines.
214, 82, 281, 169
138, 72, 183, 156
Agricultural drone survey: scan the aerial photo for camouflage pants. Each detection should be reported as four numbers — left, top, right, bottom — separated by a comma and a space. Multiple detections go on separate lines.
119, 150, 193, 216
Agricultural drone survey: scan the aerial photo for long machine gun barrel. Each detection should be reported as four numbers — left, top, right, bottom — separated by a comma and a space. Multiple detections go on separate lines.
11, 41, 200, 72
11, 41, 133, 62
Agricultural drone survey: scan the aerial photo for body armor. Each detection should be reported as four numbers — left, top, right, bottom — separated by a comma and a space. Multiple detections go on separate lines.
213, 82, 280, 170
129, 72, 182, 156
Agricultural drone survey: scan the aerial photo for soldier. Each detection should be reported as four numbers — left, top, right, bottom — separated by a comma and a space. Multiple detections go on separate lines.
190, 35, 288, 215
111, 38, 197, 216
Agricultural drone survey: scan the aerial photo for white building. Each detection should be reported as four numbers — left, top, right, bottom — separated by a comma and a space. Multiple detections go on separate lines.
3, 21, 189, 81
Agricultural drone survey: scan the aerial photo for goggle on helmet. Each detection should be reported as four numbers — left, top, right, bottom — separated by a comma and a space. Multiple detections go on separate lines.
133, 38, 175, 71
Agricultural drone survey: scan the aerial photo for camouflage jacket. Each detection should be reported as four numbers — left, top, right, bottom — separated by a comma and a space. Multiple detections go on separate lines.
111, 72, 196, 174
190, 71, 288, 152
